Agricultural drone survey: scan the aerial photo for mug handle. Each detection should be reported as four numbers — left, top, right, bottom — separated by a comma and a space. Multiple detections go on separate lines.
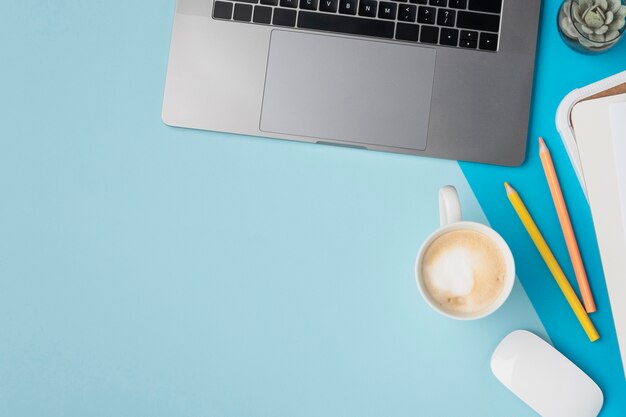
439, 186, 462, 227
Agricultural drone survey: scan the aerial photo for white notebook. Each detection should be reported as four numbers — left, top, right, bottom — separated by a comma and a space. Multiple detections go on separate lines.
555, 71, 626, 194
571, 94, 626, 378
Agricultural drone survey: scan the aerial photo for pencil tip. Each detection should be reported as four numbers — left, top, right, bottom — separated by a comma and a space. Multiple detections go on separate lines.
539, 137, 548, 152
504, 182, 514, 194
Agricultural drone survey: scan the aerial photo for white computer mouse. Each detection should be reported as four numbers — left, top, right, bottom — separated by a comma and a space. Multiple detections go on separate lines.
491, 330, 603, 417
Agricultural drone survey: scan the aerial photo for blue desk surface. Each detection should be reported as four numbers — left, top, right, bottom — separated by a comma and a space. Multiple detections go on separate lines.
1, 1, 625, 415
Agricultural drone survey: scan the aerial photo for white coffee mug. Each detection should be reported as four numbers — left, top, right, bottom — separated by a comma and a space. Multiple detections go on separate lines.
415, 186, 515, 320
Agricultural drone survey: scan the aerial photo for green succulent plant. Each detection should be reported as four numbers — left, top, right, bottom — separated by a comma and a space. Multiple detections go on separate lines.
561, 0, 626, 47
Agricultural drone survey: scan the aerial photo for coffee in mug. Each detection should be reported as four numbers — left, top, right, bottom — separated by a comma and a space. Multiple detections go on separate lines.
415, 186, 515, 320
421, 229, 508, 315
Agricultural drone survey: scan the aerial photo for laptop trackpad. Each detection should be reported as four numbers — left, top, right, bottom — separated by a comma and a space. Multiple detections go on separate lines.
260, 31, 436, 151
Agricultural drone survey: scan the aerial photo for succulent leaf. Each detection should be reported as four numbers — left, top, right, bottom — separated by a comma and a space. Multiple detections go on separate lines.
581, 21, 596, 33
590, 33, 602, 42
606, 29, 621, 39
573, 4, 584, 21
609, 0, 622, 12
585, 9, 606, 27
578, 34, 597, 46
609, 15, 626, 29
562, 17, 581, 38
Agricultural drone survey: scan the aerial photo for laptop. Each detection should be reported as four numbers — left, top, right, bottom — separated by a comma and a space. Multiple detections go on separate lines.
162, 0, 541, 166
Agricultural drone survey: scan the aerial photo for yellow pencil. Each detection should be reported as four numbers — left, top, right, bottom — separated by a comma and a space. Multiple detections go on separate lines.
504, 182, 599, 342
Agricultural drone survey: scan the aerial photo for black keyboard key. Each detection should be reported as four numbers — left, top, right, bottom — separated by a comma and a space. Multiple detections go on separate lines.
410, 0, 428, 3
228, 0, 258, 3
253, 5, 272, 23
320, 0, 339, 11
457, 11, 500, 32
398, 4, 417, 21
448, 0, 466, 8
468, 0, 501, 14
339, 0, 359, 14
297, 11, 395, 38
420, 25, 438, 43
440, 27, 458, 45
261, 0, 278, 5
459, 30, 477, 48
417, 6, 436, 24
359, 0, 378, 17
378, 2, 397, 19
437, 8, 455, 26
459, 38, 477, 48
460, 29, 478, 41
213, 1, 233, 19
233, 3, 253, 21
479, 32, 498, 51
280, 0, 298, 7
429, 0, 446, 6
396, 23, 420, 41
393, 0, 407, 3
300, 0, 319, 9
273, 8, 297, 26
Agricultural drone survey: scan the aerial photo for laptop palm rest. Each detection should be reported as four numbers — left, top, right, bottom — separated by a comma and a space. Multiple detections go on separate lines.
260, 30, 436, 151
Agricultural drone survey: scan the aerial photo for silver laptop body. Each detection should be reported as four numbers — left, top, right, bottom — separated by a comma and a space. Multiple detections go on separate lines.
163, 0, 541, 166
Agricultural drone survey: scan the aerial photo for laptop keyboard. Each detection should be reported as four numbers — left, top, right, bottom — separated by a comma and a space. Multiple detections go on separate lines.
212, 0, 502, 52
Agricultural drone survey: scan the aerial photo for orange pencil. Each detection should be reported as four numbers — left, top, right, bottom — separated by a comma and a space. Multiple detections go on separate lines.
539, 137, 596, 313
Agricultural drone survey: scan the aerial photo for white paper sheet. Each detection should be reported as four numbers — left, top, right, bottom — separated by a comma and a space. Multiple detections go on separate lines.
611, 102, 626, 241
571, 94, 626, 377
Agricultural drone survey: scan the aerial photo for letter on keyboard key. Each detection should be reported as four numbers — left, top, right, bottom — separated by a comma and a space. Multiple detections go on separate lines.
378, 2, 397, 19
297, 11, 395, 38
300, 0, 319, 9
320, 0, 339, 12
280, 0, 299, 7
339, 0, 359, 15
468, 0, 501, 13
359, 0, 379, 17
273, 8, 297, 26
457, 11, 500, 32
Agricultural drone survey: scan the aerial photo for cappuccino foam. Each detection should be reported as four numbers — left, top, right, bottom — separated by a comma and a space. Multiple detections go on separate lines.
422, 230, 507, 315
